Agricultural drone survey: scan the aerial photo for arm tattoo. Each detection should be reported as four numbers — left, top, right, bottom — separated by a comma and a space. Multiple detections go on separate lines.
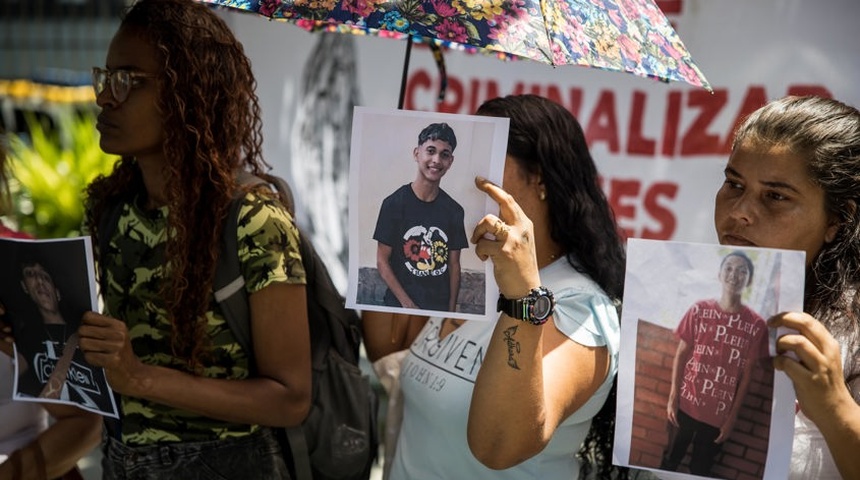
503, 325, 521, 370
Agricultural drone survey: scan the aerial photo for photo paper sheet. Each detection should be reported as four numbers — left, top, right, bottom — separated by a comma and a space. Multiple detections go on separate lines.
614, 239, 802, 479
346, 107, 508, 321
1, 236, 118, 418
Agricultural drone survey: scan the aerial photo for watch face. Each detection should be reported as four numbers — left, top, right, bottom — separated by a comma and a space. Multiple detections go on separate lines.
533, 295, 553, 319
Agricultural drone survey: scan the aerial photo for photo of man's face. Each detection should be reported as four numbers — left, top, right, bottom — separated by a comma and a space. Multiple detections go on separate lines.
347, 107, 507, 321
414, 139, 454, 183
21, 263, 60, 314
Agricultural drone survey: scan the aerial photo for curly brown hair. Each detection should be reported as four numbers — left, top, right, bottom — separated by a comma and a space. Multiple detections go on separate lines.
86, 0, 267, 370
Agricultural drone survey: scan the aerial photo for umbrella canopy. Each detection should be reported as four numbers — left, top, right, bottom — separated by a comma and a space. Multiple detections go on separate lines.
203, 0, 711, 100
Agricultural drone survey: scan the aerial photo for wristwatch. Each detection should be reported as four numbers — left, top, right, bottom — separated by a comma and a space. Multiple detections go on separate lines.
497, 286, 555, 325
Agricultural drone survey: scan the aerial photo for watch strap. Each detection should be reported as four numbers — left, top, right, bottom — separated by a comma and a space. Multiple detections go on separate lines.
497, 286, 555, 325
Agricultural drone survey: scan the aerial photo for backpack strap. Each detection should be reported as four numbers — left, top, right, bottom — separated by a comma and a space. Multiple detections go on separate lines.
96, 201, 123, 297
212, 171, 293, 360
213, 194, 254, 364
287, 427, 313, 480
95, 200, 126, 441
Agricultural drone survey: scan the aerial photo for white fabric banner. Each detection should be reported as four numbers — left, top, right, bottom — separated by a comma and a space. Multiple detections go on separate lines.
221, 0, 860, 290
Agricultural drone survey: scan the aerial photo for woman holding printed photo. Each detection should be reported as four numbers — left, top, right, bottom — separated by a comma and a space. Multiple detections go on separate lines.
363, 94, 628, 479
713, 95, 860, 479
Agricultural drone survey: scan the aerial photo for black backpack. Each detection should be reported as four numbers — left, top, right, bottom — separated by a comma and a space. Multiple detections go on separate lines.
97, 172, 378, 480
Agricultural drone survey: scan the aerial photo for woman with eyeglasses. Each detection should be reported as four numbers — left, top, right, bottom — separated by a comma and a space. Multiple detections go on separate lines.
78, 0, 311, 477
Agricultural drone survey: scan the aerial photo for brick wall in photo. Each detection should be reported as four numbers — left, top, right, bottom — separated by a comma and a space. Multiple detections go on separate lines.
628, 320, 775, 480
357, 266, 485, 314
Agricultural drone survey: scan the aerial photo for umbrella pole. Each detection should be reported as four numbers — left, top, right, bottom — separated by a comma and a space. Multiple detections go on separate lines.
397, 36, 413, 110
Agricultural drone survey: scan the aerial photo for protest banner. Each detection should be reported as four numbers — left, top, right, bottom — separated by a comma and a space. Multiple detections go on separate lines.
220, 0, 856, 289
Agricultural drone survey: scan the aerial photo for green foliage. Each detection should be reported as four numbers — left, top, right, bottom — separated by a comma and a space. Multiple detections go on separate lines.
5, 110, 118, 238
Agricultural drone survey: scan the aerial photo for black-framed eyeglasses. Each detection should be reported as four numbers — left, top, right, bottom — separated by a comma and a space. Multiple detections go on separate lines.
91, 67, 156, 104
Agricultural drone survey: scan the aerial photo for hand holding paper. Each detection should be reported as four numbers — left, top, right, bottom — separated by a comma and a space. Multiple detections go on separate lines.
769, 312, 854, 426
79, 311, 147, 396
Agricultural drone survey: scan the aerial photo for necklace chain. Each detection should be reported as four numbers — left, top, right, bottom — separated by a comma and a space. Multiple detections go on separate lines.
43, 323, 67, 346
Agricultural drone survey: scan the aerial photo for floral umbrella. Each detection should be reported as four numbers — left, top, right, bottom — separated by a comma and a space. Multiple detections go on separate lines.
202, 0, 712, 106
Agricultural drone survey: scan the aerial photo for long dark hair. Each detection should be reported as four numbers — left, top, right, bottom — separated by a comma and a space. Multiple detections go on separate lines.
85, 0, 267, 370
477, 94, 627, 479
476, 94, 626, 299
732, 95, 860, 388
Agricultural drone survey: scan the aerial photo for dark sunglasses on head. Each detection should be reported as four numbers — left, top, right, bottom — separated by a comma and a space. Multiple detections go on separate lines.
91, 67, 156, 104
